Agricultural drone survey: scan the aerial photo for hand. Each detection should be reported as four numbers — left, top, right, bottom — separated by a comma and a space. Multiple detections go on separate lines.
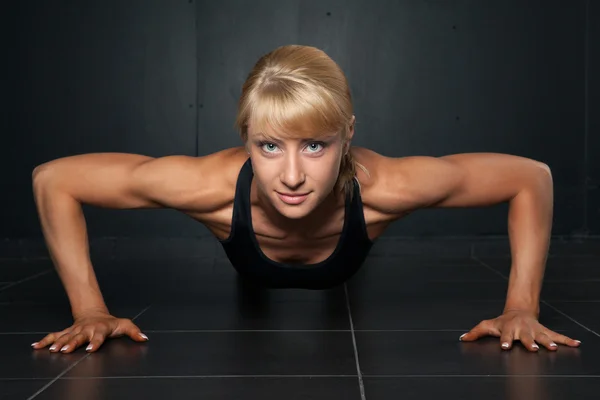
30, 309, 149, 353
459, 309, 582, 352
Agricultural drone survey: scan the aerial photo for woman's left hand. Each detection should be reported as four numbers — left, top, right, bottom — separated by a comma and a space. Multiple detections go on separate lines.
459, 309, 582, 351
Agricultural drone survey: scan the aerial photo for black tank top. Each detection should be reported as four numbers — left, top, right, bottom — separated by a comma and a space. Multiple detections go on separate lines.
219, 158, 374, 290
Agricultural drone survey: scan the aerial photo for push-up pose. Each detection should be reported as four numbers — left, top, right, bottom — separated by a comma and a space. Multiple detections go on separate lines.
30, 45, 581, 355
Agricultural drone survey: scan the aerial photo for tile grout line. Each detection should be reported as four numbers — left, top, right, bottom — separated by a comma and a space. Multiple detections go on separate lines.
26, 353, 90, 400
0, 328, 574, 335
540, 301, 600, 339
26, 303, 153, 399
471, 255, 600, 339
7, 374, 600, 381
344, 283, 366, 400
131, 304, 152, 321
0, 270, 53, 293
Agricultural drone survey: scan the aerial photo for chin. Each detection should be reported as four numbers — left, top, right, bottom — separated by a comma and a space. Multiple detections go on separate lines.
272, 194, 314, 219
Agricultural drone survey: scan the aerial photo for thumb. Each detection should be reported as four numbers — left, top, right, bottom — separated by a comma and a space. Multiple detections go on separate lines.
124, 322, 149, 342
459, 321, 500, 342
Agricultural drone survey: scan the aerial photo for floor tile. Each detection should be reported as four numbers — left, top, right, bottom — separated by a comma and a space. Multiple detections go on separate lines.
63, 332, 357, 377
540, 282, 600, 301
355, 330, 597, 376
0, 257, 215, 306
0, 333, 87, 379
361, 257, 505, 281
544, 301, 600, 333
0, 238, 20, 260
472, 238, 600, 257
134, 293, 350, 331
368, 238, 473, 257
19, 238, 115, 261
0, 259, 53, 282
113, 237, 217, 259
34, 377, 362, 400
0, 272, 71, 306
0, 303, 148, 333
346, 268, 509, 301
363, 377, 600, 400
0, 379, 51, 400
3, 238, 599, 400
349, 299, 583, 332
474, 257, 600, 301
476, 256, 600, 281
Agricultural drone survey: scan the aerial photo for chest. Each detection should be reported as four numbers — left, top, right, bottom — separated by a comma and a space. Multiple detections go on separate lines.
199, 201, 389, 265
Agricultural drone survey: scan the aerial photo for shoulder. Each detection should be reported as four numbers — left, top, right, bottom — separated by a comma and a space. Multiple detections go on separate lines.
155, 146, 248, 215
349, 147, 463, 219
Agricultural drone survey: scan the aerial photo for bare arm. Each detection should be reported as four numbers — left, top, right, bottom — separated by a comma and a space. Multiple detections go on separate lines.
377, 152, 551, 316
32, 152, 226, 318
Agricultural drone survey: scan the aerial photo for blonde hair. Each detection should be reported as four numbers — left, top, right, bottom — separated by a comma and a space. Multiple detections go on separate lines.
234, 44, 369, 200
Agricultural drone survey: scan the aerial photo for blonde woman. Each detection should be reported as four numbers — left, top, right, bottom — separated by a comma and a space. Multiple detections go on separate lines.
30, 45, 581, 355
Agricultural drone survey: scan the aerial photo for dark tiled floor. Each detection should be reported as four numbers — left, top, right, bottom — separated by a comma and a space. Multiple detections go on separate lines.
1, 238, 599, 399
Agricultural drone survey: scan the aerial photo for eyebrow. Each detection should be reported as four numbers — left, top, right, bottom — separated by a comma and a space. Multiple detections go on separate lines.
254, 134, 334, 143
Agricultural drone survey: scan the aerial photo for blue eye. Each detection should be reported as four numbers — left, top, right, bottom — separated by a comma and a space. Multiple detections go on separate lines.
307, 143, 324, 152
259, 142, 278, 152
257, 141, 326, 154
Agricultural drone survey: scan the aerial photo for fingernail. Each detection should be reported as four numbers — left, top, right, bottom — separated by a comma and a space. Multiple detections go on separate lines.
532, 344, 539, 350
459, 333, 467, 341
550, 343, 557, 347
49, 345, 57, 351
86, 344, 93, 351
575, 340, 582, 344
139, 333, 148, 340
502, 342, 509, 349
31, 342, 38, 347
60, 345, 69, 352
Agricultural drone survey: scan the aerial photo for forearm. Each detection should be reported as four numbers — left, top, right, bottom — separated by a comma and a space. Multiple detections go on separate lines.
33, 176, 109, 318
503, 167, 554, 317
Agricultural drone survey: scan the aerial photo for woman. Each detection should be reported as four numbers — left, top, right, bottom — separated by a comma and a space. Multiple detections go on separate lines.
30, 44, 581, 355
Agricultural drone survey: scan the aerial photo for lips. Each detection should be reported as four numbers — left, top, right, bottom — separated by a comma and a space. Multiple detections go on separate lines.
277, 192, 309, 205
278, 192, 309, 197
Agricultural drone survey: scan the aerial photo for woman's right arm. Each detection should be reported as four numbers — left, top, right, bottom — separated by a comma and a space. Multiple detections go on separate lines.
30, 151, 229, 352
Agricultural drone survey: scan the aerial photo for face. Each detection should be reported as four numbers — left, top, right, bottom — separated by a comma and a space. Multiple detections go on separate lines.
246, 116, 355, 221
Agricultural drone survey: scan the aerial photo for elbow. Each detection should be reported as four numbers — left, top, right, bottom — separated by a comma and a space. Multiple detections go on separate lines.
536, 162, 552, 177
525, 161, 553, 195
536, 162, 553, 186
32, 163, 56, 190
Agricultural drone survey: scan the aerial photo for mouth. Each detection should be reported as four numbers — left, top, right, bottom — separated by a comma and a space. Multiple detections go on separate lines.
276, 192, 310, 205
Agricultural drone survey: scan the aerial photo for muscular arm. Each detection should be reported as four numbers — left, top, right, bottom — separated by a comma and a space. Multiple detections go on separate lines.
379, 152, 553, 316
32, 151, 230, 318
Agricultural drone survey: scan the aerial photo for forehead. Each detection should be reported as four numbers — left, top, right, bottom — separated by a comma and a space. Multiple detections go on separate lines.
248, 121, 339, 141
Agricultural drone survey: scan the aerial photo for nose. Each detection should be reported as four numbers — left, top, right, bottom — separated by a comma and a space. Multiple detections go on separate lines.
279, 155, 305, 189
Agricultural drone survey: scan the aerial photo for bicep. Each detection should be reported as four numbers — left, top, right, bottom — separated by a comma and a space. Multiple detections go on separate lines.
33, 153, 222, 212
376, 153, 551, 214
434, 153, 551, 208
33, 153, 161, 209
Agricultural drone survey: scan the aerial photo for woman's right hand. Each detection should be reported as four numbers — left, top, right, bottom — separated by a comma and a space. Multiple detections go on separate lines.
30, 309, 149, 353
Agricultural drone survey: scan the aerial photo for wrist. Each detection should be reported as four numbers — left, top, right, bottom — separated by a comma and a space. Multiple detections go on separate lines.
72, 305, 110, 320
503, 306, 539, 318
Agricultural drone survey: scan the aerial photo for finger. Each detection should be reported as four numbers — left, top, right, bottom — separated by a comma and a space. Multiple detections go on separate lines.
59, 332, 90, 354
31, 329, 70, 350
519, 332, 539, 352
122, 320, 149, 342
549, 332, 582, 348
499, 331, 514, 350
49, 330, 77, 352
535, 332, 558, 351
86, 332, 107, 353
459, 320, 500, 342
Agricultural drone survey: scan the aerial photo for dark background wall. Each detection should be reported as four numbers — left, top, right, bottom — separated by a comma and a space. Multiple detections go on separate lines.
3, 0, 598, 242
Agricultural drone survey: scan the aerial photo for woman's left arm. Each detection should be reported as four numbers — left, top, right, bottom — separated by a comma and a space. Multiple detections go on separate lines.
379, 152, 582, 351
